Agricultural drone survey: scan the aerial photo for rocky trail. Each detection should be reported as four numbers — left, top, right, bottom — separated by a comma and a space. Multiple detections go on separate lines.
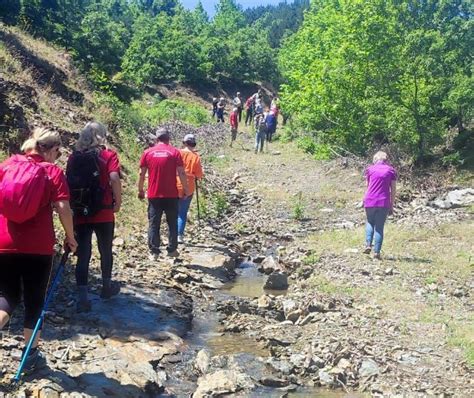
1, 125, 473, 397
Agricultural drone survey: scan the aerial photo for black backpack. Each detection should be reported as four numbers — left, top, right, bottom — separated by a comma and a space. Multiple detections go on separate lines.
66, 150, 104, 217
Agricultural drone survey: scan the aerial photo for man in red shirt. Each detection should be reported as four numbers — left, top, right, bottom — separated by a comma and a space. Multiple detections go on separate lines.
138, 128, 189, 258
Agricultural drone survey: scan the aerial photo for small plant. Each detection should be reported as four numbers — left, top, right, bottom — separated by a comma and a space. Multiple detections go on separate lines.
233, 222, 248, 234
292, 191, 305, 220
212, 192, 229, 217
296, 136, 317, 155
302, 251, 320, 266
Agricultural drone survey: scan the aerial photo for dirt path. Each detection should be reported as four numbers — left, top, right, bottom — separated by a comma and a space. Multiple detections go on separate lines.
205, 130, 474, 396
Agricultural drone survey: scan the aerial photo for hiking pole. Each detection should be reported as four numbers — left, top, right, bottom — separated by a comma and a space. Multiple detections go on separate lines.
195, 178, 201, 225
12, 249, 70, 384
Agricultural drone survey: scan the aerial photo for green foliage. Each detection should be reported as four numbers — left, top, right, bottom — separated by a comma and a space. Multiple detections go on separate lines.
279, 0, 474, 161
301, 251, 319, 266
292, 191, 305, 220
135, 98, 211, 126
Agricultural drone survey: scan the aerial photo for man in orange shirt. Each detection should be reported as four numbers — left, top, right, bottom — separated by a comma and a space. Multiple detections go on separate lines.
176, 134, 204, 244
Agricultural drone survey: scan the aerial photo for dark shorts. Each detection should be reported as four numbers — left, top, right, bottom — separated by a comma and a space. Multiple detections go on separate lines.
0, 253, 52, 329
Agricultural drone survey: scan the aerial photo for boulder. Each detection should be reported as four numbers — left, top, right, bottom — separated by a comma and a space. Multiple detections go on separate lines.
193, 369, 254, 397
258, 256, 281, 275
264, 272, 289, 290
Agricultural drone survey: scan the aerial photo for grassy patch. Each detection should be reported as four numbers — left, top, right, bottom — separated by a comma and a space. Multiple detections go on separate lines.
448, 321, 474, 367
307, 273, 354, 295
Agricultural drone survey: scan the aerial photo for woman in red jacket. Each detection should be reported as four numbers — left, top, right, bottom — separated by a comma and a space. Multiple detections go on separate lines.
0, 127, 77, 372
67, 122, 122, 313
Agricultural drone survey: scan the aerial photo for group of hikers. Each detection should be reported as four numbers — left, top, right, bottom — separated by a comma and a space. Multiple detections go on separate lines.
0, 119, 396, 377
0, 123, 203, 373
211, 88, 279, 152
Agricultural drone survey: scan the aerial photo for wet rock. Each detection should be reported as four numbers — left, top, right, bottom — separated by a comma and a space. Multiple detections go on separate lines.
257, 295, 273, 309
359, 359, 380, 378
195, 349, 211, 375
259, 256, 281, 275
318, 369, 335, 386
264, 272, 289, 290
260, 376, 289, 387
193, 369, 254, 397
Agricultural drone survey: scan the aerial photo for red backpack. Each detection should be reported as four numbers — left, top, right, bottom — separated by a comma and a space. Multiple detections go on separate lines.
0, 155, 49, 223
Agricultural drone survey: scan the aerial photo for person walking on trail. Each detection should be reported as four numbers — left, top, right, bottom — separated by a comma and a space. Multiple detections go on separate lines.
363, 151, 397, 260
138, 128, 190, 259
176, 134, 204, 244
230, 106, 239, 147
233, 92, 243, 122
211, 97, 218, 120
254, 110, 267, 153
216, 97, 225, 123
67, 122, 122, 314
244, 96, 254, 126
0, 128, 77, 372
265, 109, 277, 142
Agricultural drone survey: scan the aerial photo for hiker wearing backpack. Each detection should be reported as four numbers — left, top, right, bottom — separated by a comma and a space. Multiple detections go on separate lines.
216, 97, 225, 123
67, 122, 122, 313
230, 107, 239, 147
254, 109, 267, 153
265, 109, 277, 142
363, 151, 397, 260
233, 92, 243, 122
0, 128, 77, 372
211, 97, 218, 120
138, 128, 190, 259
244, 96, 254, 126
177, 134, 204, 244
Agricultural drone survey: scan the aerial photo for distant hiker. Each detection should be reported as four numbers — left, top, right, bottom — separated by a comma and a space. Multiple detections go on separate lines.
67, 122, 122, 313
230, 107, 239, 147
216, 97, 225, 123
138, 128, 189, 259
270, 96, 280, 117
265, 109, 277, 142
233, 92, 243, 122
244, 96, 254, 126
0, 128, 77, 372
363, 151, 397, 259
177, 134, 204, 244
254, 110, 267, 153
211, 97, 218, 119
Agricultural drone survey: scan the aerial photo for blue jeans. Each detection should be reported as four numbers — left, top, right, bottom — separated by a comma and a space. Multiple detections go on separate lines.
365, 207, 389, 253
255, 131, 265, 152
178, 195, 193, 236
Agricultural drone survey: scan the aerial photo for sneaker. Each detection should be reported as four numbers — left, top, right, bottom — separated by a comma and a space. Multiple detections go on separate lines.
22, 348, 47, 373
373, 252, 382, 260
76, 300, 92, 313
177, 235, 184, 244
363, 246, 372, 254
100, 281, 121, 299
167, 249, 179, 258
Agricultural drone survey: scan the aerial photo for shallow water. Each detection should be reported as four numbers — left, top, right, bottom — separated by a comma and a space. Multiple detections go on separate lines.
222, 262, 288, 298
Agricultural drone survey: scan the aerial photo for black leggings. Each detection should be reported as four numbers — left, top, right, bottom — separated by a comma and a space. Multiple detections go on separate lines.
75, 222, 114, 286
0, 254, 52, 329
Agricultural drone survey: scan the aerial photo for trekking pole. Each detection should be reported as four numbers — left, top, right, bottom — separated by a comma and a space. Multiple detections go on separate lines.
12, 249, 70, 384
195, 178, 201, 225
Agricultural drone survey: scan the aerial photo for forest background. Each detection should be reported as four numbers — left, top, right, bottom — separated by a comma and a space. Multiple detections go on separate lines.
0, 0, 472, 165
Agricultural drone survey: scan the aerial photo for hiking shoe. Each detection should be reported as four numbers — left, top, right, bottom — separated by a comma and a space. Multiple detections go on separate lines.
76, 300, 92, 313
373, 252, 382, 260
177, 235, 184, 244
100, 281, 121, 299
363, 246, 372, 254
22, 348, 46, 373
167, 249, 179, 258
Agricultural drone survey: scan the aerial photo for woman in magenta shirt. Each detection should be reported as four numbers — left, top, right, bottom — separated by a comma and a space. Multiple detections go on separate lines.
363, 151, 397, 259
0, 128, 77, 372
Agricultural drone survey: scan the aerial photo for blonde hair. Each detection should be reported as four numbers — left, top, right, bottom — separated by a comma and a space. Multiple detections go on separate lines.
373, 151, 388, 163
21, 127, 61, 153
76, 122, 108, 151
